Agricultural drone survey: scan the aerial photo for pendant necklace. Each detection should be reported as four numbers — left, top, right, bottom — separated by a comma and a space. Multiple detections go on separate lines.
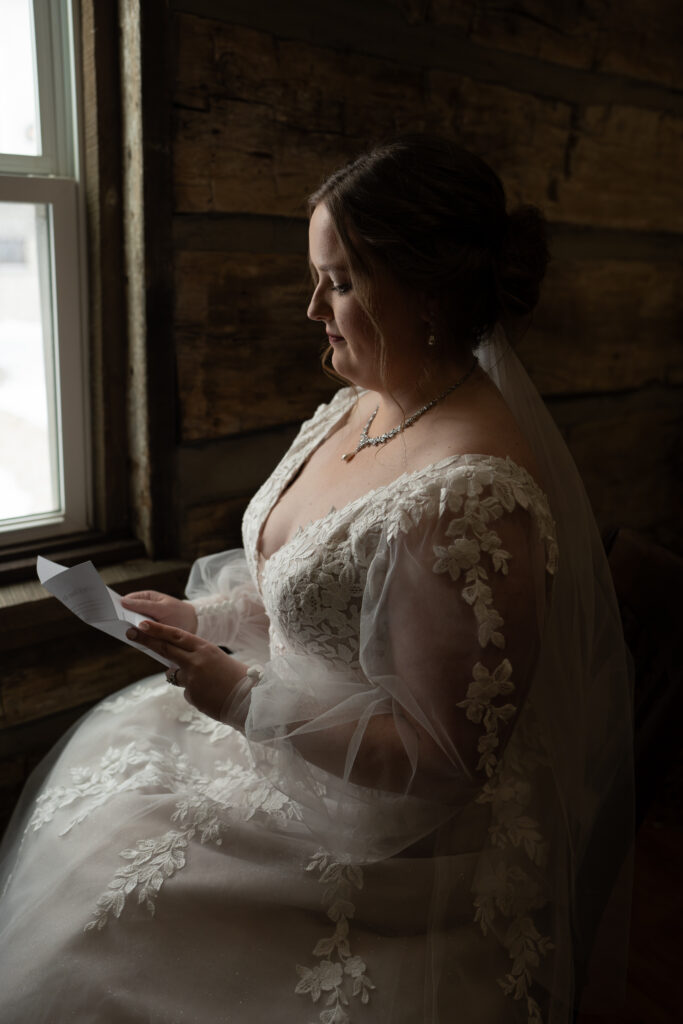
341, 357, 479, 463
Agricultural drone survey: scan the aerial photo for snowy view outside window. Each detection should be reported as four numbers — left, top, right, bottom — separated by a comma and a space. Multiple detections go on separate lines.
0, 202, 58, 520
0, 0, 60, 524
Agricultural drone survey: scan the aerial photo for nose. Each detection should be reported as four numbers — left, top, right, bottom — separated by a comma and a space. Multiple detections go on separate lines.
307, 284, 330, 323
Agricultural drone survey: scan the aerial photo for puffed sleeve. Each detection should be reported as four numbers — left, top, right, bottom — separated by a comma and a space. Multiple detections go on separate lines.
230, 466, 557, 862
185, 549, 270, 665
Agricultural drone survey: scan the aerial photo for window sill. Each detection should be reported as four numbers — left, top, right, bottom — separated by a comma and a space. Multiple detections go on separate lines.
0, 557, 189, 654
0, 534, 148, 586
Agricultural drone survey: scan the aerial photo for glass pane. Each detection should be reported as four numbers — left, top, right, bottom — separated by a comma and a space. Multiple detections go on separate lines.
0, 0, 40, 157
0, 201, 61, 523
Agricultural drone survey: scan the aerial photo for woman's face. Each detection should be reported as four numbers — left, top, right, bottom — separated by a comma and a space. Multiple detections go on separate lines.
307, 203, 426, 392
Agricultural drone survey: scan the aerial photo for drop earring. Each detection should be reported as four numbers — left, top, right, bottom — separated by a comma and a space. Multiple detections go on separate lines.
427, 327, 437, 347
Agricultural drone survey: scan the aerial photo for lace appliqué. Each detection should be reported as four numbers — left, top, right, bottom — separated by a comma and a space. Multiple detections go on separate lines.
295, 850, 375, 1023
426, 469, 556, 1024
458, 659, 553, 1021
28, 741, 170, 835
473, 719, 554, 1024
82, 748, 305, 930
100, 680, 234, 743
28, 708, 304, 931
458, 658, 516, 776
84, 802, 216, 931
465, 685, 553, 1024
98, 680, 169, 714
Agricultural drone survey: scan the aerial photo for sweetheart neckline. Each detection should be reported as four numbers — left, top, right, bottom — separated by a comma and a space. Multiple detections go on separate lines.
257, 449, 550, 580
254, 386, 551, 579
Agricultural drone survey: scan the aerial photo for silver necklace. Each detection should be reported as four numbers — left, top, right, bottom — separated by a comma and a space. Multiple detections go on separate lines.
341, 357, 479, 463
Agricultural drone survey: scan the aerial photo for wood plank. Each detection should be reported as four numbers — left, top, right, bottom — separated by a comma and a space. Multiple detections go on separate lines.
518, 259, 683, 394
173, 15, 683, 230
175, 250, 337, 440
551, 104, 683, 232
548, 386, 682, 555
177, 424, 298, 506
181, 495, 251, 559
81, 0, 130, 534
430, 74, 683, 232
428, 70, 572, 214
172, 1, 683, 110
0, 630, 158, 729
175, 244, 682, 436
429, 0, 683, 91
175, 212, 683, 265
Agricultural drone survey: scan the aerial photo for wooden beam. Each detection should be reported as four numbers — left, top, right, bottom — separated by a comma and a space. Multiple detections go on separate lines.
171, 0, 683, 112
172, 15, 683, 231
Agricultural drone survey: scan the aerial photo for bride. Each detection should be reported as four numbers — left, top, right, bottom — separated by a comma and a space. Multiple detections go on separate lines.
0, 137, 632, 1023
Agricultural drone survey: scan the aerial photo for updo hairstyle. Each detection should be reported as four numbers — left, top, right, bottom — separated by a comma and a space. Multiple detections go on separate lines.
309, 136, 549, 376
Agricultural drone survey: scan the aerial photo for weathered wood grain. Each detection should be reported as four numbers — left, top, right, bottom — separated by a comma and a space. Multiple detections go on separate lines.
549, 385, 682, 554
0, 630, 156, 729
427, 0, 683, 90
175, 250, 337, 440
177, 424, 298, 506
174, 0, 683, 103
175, 244, 682, 442
81, 0, 130, 534
173, 14, 683, 230
180, 495, 251, 559
518, 259, 683, 395
427, 71, 571, 214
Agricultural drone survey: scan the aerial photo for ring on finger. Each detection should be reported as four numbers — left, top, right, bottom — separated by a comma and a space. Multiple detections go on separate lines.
166, 666, 182, 687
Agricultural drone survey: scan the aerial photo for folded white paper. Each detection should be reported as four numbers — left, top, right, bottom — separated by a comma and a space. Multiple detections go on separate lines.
37, 556, 173, 668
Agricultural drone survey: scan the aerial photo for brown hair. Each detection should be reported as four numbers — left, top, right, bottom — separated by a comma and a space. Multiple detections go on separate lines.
309, 135, 549, 384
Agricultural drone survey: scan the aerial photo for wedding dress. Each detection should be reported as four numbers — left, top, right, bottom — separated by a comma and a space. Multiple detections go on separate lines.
0, 331, 632, 1024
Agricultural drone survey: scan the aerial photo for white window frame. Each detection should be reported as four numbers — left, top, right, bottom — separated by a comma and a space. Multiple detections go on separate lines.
0, 0, 90, 546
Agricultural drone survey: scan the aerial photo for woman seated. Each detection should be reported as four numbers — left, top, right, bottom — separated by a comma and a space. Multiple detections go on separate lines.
0, 136, 632, 1024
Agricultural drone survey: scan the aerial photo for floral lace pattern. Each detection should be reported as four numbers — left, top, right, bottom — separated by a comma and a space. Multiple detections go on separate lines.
296, 851, 375, 1023
20, 386, 559, 1022
240, 388, 558, 1023
27, 692, 306, 931
473, 713, 554, 1023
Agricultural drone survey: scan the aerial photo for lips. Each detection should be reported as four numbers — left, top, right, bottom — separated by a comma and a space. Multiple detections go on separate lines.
327, 333, 345, 343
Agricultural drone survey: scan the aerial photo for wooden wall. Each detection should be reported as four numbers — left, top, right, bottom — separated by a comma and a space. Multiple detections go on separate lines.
1, 0, 681, 834
170, 0, 683, 560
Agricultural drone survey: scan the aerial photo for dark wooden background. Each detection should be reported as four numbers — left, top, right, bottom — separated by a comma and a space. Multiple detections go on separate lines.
2, 0, 681, 859
170, 0, 682, 564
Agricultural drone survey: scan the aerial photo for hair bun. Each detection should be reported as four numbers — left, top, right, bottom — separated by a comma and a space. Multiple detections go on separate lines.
496, 205, 550, 322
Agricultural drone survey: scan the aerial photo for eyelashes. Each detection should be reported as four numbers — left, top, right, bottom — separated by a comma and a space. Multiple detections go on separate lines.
331, 283, 352, 295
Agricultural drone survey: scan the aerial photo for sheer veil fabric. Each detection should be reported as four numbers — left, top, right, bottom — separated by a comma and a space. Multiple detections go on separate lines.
0, 327, 632, 1023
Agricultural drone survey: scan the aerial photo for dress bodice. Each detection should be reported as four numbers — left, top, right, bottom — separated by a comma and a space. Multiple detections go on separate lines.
242, 387, 558, 672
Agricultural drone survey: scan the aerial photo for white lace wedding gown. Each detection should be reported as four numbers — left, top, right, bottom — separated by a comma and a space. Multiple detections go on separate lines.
0, 342, 631, 1024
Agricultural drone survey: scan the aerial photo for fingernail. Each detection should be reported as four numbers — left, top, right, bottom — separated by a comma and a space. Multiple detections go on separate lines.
126, 627, 138, 640
139, 620, 151, 631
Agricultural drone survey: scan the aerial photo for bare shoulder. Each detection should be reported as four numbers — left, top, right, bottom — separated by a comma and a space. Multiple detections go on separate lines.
414, 372, 545, 488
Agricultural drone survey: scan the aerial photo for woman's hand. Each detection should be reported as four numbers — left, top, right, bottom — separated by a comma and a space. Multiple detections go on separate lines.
126, 619, 248, 721
121, 590, 198, 634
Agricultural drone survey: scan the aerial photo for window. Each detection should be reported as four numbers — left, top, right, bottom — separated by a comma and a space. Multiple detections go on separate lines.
0, 0, 90, 546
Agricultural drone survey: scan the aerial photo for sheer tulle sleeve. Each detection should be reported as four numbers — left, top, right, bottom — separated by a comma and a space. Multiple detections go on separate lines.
185, 549, 270, 664
226, 467, 557, 862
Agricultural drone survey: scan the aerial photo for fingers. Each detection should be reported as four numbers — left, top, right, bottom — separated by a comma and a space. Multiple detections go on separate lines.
121, 591, 164, 613
127, 620, 199, 662
122, 590, 160, 603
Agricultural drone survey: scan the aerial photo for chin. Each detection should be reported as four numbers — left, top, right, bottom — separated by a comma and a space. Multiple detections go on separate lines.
331, 353, 376, 391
